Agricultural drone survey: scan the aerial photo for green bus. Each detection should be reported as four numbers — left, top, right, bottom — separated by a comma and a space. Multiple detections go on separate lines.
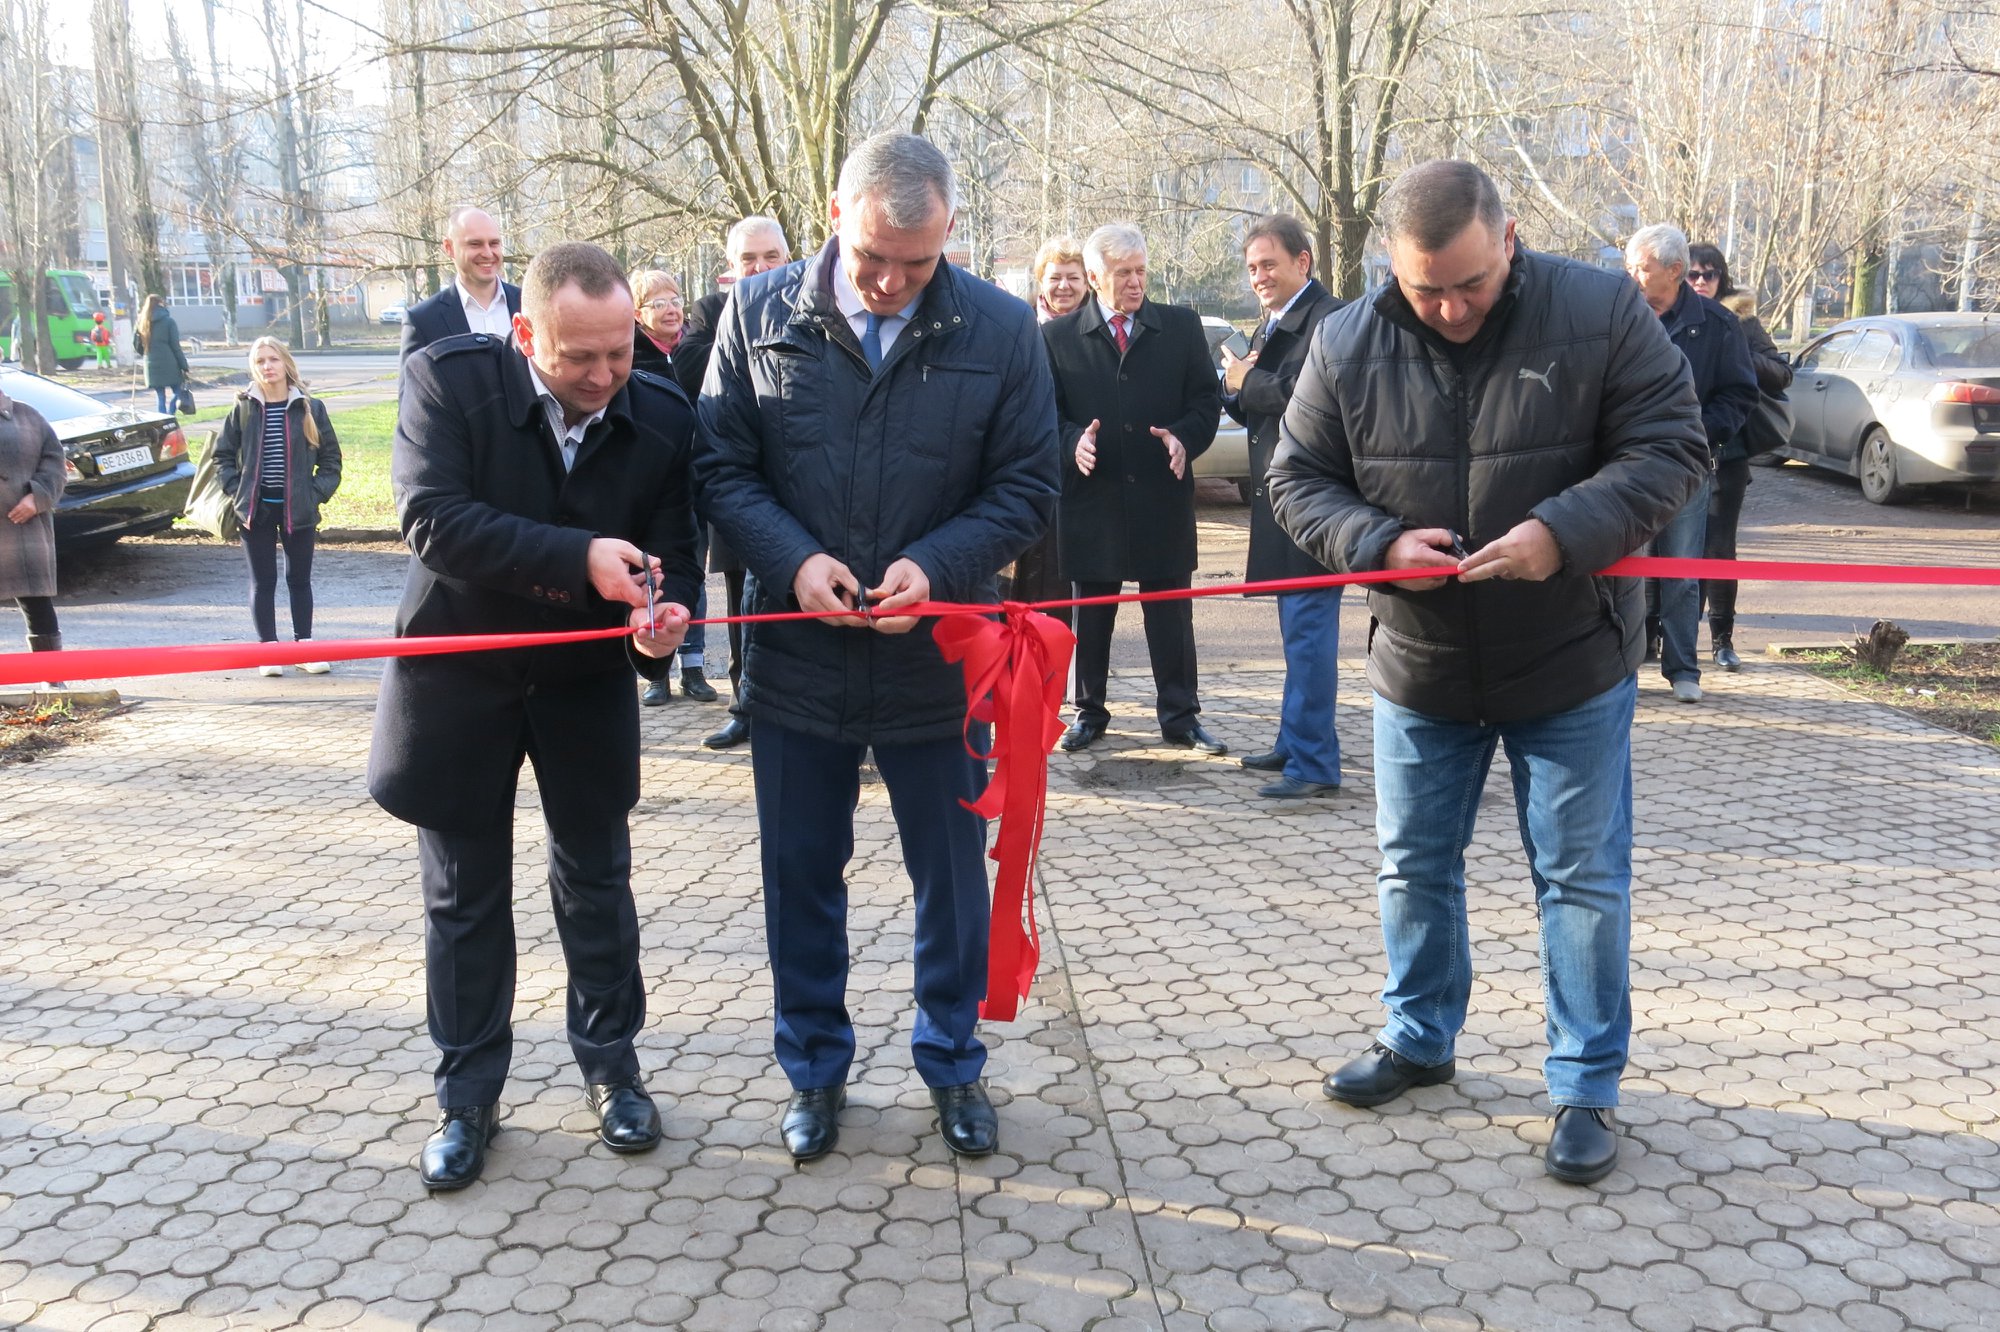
0, 269, 103, 368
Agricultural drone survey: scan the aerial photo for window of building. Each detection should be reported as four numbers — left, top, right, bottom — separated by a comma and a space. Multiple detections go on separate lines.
167, 263, 220, 305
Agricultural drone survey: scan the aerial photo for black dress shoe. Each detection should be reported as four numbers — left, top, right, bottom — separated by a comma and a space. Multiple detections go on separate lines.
1712, 638, 1742, 672
1240, 749, 1286, 772
1259, 774, 1340, 799
932, 1080, 999, 1157
420, 1105, 497, 1191
1060, 720, 1105, 752
704, 716, 749, 750
1163, 723, 1228, 754
1546, 1106, 1619, 1185
587, 1078, 662, 1154
781, 1085, 845, 1161
641, 677, 672, 706
1323, 1042, 1455, 1108
680, 667, 719, 702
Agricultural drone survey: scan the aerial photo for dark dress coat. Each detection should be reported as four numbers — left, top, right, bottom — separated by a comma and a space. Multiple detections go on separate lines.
367, 333, 702, 833
692, 242, 1060, 746
1042, 298, 1221, 583
1660, 283, 1759, 459
1226, 279, 1346, 584
0, 390, 64, 599
672, 289, 741, 575
135, 311, 189, 390
211, 391, 342, 532
398, 282, 523, 364
630, 322, 677, 378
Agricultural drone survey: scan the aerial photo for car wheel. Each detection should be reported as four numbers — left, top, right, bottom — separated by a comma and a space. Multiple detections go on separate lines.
1856, 427, 1909, 505
57, 357, 84, 370
1235, 480, 1254, 505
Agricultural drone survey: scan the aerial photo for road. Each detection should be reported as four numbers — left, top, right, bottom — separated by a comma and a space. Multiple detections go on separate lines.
41, 463, 2000, 714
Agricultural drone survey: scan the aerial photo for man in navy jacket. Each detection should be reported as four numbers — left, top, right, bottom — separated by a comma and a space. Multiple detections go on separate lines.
399, 205, 523, 365
694, 133, 1058, 1164
371, 242, 701, 1191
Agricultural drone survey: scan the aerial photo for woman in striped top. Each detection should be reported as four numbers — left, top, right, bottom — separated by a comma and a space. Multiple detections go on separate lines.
211, 337, 342, 675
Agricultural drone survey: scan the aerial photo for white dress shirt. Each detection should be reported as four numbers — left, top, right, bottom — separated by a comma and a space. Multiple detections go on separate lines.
832, 258, 921, 357
524, 359, 605, 472
1097, 299, 1136, 344
1261, 282, 1311, 340
456, 280, 512, 339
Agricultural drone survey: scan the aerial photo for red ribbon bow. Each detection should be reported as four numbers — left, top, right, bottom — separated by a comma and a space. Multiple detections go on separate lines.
934, 603, 1075, 1020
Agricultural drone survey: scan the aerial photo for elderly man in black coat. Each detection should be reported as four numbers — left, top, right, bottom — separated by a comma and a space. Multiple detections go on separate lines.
370, 242, 702, 1192
1222, 214, 1348, 798
673, 215, 792, 750
398, 205, 522, 365
1043, 222, 1224, 754
695, 133, 1057, 1164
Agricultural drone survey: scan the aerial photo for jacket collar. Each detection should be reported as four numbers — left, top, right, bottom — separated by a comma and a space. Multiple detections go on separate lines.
1374, 248, 1530, 359
246, 384, 305, 408
1261, 280, 1326, 342
501, 340, 635, 455
1078, 296, 1157, 346
1660, 281, 1708, 338
789, 239, 968, 358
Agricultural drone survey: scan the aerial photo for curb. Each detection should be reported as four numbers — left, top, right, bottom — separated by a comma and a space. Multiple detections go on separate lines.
1766, 636, 1999, 657
0, 688, 122, 708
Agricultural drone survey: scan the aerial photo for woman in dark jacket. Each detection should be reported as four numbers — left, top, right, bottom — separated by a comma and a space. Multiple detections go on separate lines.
629, 269, 716, 704
1688, 243, 1792, 671
133, 294, 191, 415
212, 337, 341, 675
0, 386, 66, 684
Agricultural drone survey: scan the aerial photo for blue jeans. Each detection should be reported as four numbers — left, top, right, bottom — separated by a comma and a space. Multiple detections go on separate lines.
154, 383, 182, 415
1645, 471, 1711, 684
1275, 588, 1343, 784
1371, 675, 1637, 1107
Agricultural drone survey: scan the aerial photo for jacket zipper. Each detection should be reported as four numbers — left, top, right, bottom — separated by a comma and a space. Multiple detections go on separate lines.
1454, 366, 1485, 725
282, 404, 294, 534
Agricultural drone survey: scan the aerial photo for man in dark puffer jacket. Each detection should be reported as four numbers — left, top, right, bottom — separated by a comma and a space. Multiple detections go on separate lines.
1268, 161, 1707, 1186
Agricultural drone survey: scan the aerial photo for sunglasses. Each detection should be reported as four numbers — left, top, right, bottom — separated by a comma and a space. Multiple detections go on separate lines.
1688, 269, 1719, 282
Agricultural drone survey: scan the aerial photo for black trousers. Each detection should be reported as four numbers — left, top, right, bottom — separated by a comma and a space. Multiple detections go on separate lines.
16, 596, 57, 637
1071, 576, 1200, 733
1703, 456, 1751, 635
418, 750, 644, 1108
241, 509, 316, 642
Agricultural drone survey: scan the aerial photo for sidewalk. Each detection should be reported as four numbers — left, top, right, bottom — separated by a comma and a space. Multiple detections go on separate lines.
2, 665, 1996, 1331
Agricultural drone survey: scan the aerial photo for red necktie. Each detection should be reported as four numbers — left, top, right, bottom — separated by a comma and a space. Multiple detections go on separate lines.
1112, 314, 1129, 353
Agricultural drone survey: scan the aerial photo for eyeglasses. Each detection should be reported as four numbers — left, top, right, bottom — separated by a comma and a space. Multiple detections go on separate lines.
1688, 269, 1719, 283
640, 297, 682, 311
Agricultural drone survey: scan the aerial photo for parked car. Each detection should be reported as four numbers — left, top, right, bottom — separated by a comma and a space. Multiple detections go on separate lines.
1192, 315, 1253, 501
1782, 312, 2000, 503
378, 303, 410, 325
0, 368, 194, 546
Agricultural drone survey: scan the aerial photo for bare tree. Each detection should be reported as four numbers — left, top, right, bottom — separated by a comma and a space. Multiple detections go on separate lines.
0, 0, 67, 372
90, 0, 168, 307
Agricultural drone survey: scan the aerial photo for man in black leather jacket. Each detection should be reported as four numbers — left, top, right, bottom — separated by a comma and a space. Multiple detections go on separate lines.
1269, 160, 1706, 1186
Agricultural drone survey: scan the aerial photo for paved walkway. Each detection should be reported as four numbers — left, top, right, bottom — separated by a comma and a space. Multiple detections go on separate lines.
3, 664, 1997, 1331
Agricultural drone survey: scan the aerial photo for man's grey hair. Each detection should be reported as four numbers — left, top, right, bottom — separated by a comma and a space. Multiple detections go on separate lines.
1626, 223, 1690, 273
1084, 223, 1147, 277
835, 133, 958, 227
725, 215, 788, 257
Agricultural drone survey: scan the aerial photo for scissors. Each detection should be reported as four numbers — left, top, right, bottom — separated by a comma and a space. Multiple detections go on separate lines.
642, 552, 659, 632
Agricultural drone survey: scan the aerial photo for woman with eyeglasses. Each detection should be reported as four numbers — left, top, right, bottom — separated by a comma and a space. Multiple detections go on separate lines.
628, 269, 718, 706
1686, 243, 1793, 671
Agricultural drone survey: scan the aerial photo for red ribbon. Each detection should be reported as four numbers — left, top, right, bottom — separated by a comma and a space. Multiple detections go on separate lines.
933, 604, 1075, 1021
7, 554, 1996, 1018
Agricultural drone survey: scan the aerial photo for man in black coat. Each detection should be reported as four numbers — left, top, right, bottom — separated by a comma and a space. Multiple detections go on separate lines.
1269, 161, 1707, 1186
398, 205, 523, 365
694, 133, 1057, 1164
1043, 223, 1224, 754
1222, 214, 1347, 798
674, 215, 791, 749
1625, 223, 1757, 705
369, 242, 702, 1191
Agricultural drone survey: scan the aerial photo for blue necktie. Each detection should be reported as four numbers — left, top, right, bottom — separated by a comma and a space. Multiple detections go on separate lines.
862, 312, 884, 371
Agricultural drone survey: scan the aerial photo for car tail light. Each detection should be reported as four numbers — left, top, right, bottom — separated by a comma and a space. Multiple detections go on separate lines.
1926, 381, 2000, 404
158, 429, 187, 461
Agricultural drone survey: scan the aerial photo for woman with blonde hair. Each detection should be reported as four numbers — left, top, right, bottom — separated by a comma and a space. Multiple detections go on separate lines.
630, 269, 685, 377
1032, 236, 1086, 324
133, 294, 190, 414
212, 337, 342, 675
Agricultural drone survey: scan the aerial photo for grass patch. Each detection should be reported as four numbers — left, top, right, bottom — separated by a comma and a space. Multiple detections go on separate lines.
1788, 641, 2000, 747
0, 696, 126, 764
185, 401, 399, 530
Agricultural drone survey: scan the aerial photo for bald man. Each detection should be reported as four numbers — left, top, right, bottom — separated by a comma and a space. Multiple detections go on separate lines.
399, 205, 523, 365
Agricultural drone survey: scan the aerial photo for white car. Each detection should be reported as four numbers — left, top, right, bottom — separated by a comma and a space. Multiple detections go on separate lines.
1192, 315, 1253, 501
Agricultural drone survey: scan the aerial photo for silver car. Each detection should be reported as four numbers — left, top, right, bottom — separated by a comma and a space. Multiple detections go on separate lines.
1783, 313, 2000, 503
1191, 315, 1253, 501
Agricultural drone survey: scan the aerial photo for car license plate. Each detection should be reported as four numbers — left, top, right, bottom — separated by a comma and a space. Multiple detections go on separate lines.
95, 445, 153, 475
